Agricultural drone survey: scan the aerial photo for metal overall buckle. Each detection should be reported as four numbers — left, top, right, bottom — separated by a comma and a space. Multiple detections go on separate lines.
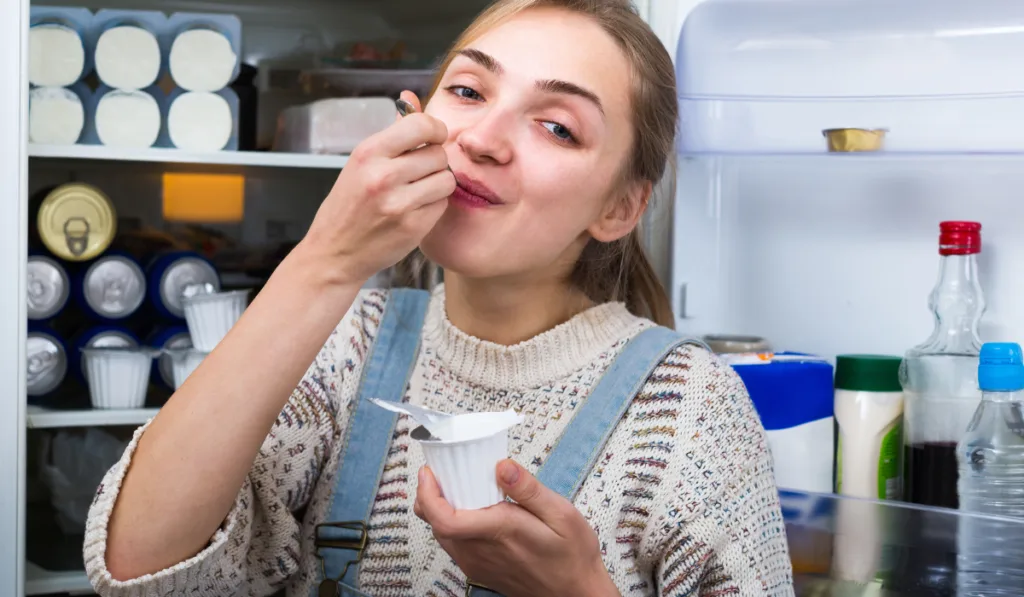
314, 521, 368, 597
466, 579, 497, 597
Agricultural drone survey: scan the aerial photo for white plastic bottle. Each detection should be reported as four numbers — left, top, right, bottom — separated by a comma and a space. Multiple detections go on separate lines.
834, 355, 904, 500
833, 354, 904, 585
957, 342, 1024, 596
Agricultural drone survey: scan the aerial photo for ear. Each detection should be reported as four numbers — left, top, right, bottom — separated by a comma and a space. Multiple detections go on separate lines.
588, 180, 651, 243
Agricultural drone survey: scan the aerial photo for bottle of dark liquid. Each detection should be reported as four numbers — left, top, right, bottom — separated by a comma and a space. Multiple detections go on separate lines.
887, 222, 985, 597
900, 221, 985, 509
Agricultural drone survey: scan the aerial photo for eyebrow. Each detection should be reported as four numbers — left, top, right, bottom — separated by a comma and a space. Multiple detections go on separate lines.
455, 48, 604, 114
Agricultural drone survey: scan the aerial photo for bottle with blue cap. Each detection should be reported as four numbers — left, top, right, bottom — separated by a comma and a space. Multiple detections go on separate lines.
957, 342, 1024, 596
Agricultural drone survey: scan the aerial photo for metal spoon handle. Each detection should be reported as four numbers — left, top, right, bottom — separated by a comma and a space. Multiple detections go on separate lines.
394, 99, 454, 174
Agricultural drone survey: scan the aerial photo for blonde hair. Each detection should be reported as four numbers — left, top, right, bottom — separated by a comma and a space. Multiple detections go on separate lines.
395, 0, 677, 328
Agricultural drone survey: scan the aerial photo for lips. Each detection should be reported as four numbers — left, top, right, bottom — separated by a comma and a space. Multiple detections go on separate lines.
453, 173, 502, 206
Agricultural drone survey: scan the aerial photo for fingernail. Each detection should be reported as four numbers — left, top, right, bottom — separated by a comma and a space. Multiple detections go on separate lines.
499, 461, 519, 486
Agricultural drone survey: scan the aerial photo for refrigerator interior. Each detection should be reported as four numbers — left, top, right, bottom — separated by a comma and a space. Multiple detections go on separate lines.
672, 153, 1024, 360
20, 0, 493, 593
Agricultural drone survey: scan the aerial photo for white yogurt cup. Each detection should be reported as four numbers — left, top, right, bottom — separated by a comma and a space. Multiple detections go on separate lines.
411, 410, 522, 510
163, 347, 208, 389
182, 288, 249, 351
81, 347, 157, 409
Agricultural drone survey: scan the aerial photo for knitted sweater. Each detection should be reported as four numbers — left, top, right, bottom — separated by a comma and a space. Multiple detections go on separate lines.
83, 286, 794, 597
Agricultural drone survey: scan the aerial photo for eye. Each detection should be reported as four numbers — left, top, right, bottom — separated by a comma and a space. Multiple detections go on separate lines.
446, 85, 483, 101
541, 121, 577, 144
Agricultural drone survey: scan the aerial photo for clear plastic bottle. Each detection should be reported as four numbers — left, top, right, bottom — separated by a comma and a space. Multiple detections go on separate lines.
901, 221, 985, 509
957, 342, 1024, 596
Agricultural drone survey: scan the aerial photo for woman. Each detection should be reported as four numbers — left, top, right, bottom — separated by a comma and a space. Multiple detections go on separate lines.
84, 0, 793, 595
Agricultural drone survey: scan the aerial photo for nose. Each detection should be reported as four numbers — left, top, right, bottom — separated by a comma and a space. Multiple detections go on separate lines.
455, 108, 514, 166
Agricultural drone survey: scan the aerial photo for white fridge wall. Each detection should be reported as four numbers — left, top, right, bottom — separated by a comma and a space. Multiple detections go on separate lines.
649, 0, 703, 62
2, 0, 27, 593
673, 155, 1024, 360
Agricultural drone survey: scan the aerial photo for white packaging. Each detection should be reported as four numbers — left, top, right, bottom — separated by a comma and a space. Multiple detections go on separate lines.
273, 97, 396, 154
29, 23, 86, 87
182, 289, 249, 351
166, 13, 241, 92
170, 28, 237, 91
29, 86, 85, 145
168, 90, 235, 151
82, 347, 157, 409
95, 87, 162, 148
371, 400, 522, 510
94, 24, 161, 90
835, 387, 904, 499
164, 348, 207, 389
414, 425, 509, 510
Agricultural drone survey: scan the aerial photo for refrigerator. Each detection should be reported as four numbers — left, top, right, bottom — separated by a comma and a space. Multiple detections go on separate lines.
5, 0, 1024, 595
0, 1, 697, 595
671, 0, 1024, 594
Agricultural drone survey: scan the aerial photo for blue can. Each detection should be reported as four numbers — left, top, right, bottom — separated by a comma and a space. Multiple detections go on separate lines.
74, 251, 147, 320
146, 251, 220, 320
146, 325, 192, 388
71, 324, 140, 380
27, 324, 68, 400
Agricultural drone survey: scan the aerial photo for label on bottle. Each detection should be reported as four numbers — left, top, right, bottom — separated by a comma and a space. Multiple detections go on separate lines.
835, 435, 843, 494
878, 420, 903, 500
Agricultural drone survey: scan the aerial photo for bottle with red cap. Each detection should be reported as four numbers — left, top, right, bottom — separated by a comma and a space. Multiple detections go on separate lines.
900, 221, 986, 510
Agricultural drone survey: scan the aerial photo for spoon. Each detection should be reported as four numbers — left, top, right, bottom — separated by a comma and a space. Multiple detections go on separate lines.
395, 99, 454, 174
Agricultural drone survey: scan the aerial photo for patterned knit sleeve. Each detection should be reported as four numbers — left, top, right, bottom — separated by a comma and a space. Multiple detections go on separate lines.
82, 291, 382, 597
643, 344, 794, 596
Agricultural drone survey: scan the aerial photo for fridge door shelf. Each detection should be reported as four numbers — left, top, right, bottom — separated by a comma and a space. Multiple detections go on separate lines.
678, 0, 1024, 154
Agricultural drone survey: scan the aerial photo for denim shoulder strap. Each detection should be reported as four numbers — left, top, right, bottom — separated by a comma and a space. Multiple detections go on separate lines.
469, 327, 704, 597
313, 288, 430, 595
535, 326, 705, 501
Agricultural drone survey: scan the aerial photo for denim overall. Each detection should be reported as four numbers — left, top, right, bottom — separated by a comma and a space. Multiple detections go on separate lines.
312, 289, 702, 597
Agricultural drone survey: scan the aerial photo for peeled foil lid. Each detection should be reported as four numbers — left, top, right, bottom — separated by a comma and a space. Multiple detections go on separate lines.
369, 398, 522, 443
182, 282, 218, 300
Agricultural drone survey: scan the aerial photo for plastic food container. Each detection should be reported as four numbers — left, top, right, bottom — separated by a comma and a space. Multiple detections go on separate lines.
272, 97, 396, 155
28, 85, 88, 145
182, 286, 249, 351
81, 347, 157, 409
410, 410, 522, 510
92, 10, 165, 91
163, 347, 207, 389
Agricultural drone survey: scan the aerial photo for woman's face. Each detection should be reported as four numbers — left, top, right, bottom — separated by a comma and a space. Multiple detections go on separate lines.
421, 8, 641, 281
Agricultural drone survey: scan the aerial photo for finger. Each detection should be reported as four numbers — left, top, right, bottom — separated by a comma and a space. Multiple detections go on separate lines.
417, 466, 456, 527
374, 113, 448, 158
392, 144, 449, 184
417, 467, 505, 540
388, 169, 456, 213
400, 90, 422, 112
496, 460, 572, 530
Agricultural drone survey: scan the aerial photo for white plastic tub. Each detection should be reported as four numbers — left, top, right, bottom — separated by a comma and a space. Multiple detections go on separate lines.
81, 347, 157, 409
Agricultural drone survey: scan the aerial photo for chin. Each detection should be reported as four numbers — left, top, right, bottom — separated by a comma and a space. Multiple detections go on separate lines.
420, 228, 500, 279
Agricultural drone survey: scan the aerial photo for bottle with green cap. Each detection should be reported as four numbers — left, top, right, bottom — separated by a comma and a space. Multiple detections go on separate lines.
833, 354, 904, 499
832, 355, 904, 588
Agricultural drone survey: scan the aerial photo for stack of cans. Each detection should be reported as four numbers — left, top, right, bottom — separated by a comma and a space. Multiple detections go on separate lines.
27, 183, 230, 406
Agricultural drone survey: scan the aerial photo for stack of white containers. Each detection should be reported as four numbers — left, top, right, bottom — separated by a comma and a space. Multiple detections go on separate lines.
27, 8, 93, 146
83, 285, 249, 410
92, 9, 164, 148
26, 6, 242, 152
167, 285, 251, 388
165, 14, 242, 152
